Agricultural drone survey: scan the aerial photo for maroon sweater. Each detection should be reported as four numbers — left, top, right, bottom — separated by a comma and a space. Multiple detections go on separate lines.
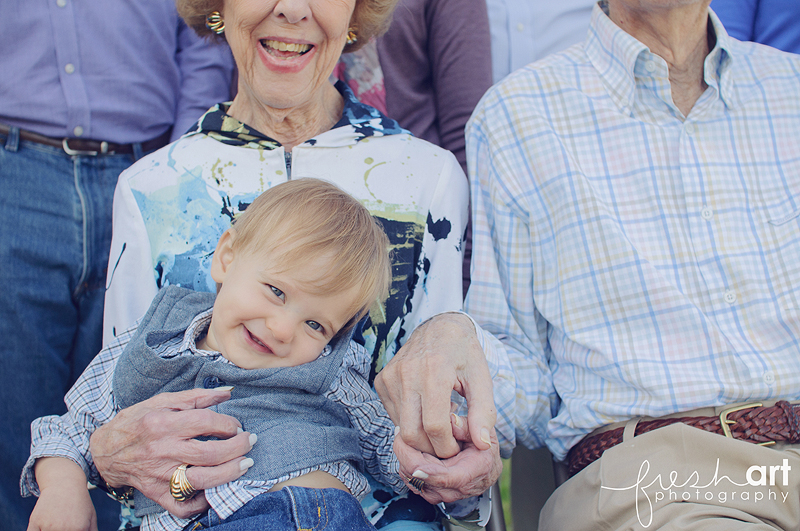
377, 0, 493, 175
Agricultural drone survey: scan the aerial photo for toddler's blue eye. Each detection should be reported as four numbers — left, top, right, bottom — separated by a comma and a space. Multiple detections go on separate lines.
269, 285, 284, 300
306, 320, 322, 331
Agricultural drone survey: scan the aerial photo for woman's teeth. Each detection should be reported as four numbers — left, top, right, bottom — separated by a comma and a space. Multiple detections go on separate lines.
262, 40, 311, 54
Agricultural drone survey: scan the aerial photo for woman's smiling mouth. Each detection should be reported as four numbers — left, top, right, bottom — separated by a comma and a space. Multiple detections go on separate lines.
261, 39, 312, 58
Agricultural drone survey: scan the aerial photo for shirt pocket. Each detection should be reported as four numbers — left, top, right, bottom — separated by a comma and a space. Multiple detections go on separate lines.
766, 201, 800, 227
758, 181, 800, 312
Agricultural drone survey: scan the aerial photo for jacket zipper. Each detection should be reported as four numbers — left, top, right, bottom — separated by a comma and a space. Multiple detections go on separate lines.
284, 150, 292, 179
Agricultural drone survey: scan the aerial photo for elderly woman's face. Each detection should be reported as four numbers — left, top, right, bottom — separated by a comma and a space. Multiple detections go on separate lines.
223, 0, 356, 111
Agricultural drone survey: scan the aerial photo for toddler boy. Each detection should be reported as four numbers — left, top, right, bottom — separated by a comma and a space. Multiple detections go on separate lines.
22, 178, 407, 531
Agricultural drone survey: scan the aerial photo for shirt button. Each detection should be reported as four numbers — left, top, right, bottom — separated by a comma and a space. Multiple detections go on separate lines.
64, 63, 75, 74
645, 60, 656, 72
701, 206, 713, 220
764, 371, 776, 385
56, 0, 66, 6
724, 290, 737, 304
685, 123, 696, 135
73, 126, 84, 136
203, 376, 223, 389
517, 23, 524, 32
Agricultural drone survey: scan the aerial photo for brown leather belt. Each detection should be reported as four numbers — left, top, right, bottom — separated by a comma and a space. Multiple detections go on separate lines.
567, 401, 800, 477
0, 123, 170, 156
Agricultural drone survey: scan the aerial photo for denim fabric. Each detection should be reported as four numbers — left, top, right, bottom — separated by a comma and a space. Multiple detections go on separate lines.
189, 487, 376, 530
0, 129, 142, 531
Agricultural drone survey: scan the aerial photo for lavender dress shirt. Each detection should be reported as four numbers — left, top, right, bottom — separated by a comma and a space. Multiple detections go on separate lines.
0, 0, 235, 144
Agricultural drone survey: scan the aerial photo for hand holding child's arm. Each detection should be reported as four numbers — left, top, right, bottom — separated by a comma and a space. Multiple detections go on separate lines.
90, 388, 255, 518
28, 457, 97, 531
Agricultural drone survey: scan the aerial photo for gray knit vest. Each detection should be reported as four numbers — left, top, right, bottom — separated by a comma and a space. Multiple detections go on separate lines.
113, 286, 363, 517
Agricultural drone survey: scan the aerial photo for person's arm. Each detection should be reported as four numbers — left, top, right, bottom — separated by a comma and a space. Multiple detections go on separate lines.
89, 388, 255, 519
22, 326, 138, 530
374, 146, 503, 503
375, 150, 483, 456
99, 147, 256, 519
171, 18, 234, 141
327, 340, 407, 494
28, 458, 97, 531
102, 170, 159, 346
426, 0, 493, 173
458, 96, 556, 456
376, 311, 502, 505
21, 325, 140, 498
376, 95, 559, 500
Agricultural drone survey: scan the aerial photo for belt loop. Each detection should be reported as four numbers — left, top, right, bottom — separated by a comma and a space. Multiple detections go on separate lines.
132, 142, 144, 162
622, 418, 640, 442
4, 125, 19, 152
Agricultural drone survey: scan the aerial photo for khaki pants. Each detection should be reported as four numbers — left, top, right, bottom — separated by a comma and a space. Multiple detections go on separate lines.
539, 423, 800, 530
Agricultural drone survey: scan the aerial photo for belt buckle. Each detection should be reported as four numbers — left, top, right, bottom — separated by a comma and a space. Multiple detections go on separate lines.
719, 402, 775, 446
62, 138, 109, 156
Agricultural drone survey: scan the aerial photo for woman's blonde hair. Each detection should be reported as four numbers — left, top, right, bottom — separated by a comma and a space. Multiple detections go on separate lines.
229, 178, 391, 335
176, 0, 400, 53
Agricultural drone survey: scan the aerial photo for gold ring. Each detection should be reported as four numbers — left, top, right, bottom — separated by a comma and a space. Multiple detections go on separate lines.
170, 464, 197, 502
405, 475, 425, 492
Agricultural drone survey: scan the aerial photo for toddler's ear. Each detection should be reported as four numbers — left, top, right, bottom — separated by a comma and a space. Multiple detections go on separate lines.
210, 229, 237, 283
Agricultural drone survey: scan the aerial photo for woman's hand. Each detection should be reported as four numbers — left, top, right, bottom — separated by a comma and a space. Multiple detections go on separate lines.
394, 415, 502, 505
375, 313, 496, 458
90, 388, 256, 518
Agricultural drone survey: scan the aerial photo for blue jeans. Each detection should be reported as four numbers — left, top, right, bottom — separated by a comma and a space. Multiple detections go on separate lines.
188, 487, 376, 530
119, 474, 442, 531
0, 127, 145, 531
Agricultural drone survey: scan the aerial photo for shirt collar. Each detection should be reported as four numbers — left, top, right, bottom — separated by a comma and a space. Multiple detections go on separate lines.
182, 308, 215, 357
186, 80, 408, 150
586, 1, 743, 114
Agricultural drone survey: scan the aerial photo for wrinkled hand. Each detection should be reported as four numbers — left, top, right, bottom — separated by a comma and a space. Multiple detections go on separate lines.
394, 414, 502, 505
90, 388, 255, 518
375, 313, 496, 458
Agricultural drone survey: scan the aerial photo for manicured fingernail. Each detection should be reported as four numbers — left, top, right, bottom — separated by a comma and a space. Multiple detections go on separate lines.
451, 413, 463, 428
394, 426, 400, 436
214, 385, 234, 392
237, 427, 243, 434
412, 470, 429, 479
481, 428, 492, 446
249, 433, 258, 446
239, 458, 254, 471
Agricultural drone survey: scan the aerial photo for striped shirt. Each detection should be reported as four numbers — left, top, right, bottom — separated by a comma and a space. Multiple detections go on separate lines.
21, 310, 404, 531
466, 2, 800, 461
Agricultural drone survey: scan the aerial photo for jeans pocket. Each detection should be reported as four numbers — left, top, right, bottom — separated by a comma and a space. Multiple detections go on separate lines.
286, 486, 376, 531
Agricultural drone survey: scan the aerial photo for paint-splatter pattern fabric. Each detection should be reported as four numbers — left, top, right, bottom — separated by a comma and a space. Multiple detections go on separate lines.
103, 81, 468, 380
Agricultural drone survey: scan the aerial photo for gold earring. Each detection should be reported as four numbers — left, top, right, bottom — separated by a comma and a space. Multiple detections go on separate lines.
346, 28, 357, 45
206, 11, 225, 35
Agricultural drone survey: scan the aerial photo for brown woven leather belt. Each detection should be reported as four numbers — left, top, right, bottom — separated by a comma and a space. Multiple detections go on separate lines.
567, 401, 800, 477
0, 123, 170, 156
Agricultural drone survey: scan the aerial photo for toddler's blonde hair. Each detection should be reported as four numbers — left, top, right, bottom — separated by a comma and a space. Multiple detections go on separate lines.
230, 178, 391, 335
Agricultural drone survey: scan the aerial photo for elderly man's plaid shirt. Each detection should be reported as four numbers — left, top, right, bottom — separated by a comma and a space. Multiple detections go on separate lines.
466, 2, 800, 461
